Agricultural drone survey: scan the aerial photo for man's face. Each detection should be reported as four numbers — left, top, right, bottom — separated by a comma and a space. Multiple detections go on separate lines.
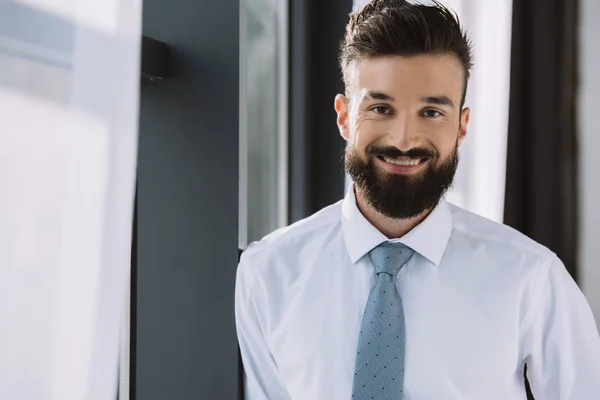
335, 54, 470, 219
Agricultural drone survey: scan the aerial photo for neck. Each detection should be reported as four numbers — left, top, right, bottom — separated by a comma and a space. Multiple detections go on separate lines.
354, 188, 435, 239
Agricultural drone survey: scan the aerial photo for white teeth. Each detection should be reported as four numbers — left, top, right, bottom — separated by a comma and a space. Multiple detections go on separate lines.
383, 156, 422, 166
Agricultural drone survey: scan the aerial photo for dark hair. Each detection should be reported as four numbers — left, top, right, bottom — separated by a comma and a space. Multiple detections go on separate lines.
339, 0, 473, 107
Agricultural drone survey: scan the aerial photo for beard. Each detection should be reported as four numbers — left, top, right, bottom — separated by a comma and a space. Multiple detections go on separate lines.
345, 142, 459, 219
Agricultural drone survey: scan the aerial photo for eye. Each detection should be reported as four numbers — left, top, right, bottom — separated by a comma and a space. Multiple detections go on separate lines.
421, 109, 443, 118
371, 106, 392, 115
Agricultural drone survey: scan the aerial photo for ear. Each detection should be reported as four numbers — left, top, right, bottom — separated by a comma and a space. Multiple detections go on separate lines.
334, 94, 350, 141
457, 107, 470, 147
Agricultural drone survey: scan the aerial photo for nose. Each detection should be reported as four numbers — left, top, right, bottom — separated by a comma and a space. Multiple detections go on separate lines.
388, 112, 421, 151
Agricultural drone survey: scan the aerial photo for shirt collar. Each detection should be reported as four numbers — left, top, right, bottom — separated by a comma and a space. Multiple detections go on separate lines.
341, 183, 452, 265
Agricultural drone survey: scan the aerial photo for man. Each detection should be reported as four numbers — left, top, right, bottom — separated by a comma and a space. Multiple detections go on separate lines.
235, 1, 600, 399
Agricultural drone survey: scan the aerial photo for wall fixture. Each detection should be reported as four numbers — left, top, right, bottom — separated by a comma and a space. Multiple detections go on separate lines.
141, 36, 170, 83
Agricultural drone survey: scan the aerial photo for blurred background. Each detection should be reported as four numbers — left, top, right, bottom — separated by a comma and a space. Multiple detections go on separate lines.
0, 0, 597, 399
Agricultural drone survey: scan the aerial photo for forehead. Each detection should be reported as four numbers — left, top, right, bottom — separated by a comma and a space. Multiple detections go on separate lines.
349, 54, 465, 102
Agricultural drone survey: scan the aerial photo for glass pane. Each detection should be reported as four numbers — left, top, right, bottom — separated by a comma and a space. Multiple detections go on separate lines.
239, 0, 289, 247
0, 1, 141, 398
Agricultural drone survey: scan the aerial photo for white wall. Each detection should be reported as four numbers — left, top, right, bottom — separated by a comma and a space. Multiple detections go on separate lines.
579, 0, 600, 325
444, 0, 512, 224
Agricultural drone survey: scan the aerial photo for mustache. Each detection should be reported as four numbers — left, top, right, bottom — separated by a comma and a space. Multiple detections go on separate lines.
366, 145, 437, 159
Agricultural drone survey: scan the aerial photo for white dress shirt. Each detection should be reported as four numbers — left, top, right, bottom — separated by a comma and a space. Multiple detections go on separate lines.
235, 186, 600, 399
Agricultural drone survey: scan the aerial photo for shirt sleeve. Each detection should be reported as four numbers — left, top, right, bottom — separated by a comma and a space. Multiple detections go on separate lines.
235, 251, 291, 400
521, 254, 600, 399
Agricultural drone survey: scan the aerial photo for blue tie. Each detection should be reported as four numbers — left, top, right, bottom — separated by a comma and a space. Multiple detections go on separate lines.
351, 242, 415, 400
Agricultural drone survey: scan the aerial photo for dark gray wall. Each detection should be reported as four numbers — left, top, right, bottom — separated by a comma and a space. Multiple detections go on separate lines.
289, 0, 352, 222
137, 0, 239, 398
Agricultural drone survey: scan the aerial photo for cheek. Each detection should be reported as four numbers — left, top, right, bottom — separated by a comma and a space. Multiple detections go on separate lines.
350, 119, 367, 147
421, 121, 459, 146
417, 117, 458, 133
434, 138, 460, 162
353, 117, 388, 147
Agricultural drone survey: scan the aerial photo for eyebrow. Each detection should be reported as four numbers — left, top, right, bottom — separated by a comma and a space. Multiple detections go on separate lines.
362, 92, 455, 108
422, 96, 455, 108
363, 91, 395, 102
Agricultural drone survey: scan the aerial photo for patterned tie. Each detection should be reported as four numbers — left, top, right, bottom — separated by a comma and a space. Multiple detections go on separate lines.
351, 242, 415, 400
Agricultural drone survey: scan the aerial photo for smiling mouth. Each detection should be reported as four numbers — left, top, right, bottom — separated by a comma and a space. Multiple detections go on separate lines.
378, 155, 429, 166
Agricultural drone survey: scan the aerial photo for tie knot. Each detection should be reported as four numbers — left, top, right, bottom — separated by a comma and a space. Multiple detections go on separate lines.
369, 242, 415, 276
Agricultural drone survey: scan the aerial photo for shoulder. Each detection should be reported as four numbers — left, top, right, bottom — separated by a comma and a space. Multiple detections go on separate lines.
237, 200, 343, 285
447, 202, 556, 262
446, 203, 567, 308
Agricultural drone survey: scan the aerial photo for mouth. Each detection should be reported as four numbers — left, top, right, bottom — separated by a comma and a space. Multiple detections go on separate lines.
376, 155, 429, 173
379, 156, 428, 166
